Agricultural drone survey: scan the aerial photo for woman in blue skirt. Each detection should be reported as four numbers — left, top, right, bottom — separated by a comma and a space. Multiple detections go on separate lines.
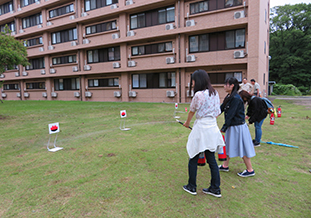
219, 77, 256, 177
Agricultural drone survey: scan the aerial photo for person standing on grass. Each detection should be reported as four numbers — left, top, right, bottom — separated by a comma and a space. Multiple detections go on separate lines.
182, 69, 225, 197
239, 90, 268, 146
219, 77, 256, 177
239, 78, 253, 94
250, 79, 261, 97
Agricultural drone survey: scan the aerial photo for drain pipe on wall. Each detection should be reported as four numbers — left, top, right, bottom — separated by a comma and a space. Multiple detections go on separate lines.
178, 1, 182, 103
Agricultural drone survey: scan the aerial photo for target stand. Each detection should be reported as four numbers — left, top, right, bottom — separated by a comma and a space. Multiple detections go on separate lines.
173, 103, 186, 119
47, 123, 63, 152
120, 110, 131, 131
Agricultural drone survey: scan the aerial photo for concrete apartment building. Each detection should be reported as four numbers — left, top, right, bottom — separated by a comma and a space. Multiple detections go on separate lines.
0, 0, 270, 103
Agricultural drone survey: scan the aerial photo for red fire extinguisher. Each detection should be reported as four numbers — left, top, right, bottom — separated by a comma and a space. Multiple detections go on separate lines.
277, 106, 282, 118
270, 113, 275, 125
197, 152, 206, 166
218, 135, 227, 161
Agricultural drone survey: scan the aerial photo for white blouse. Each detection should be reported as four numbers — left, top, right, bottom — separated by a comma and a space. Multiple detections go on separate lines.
190, 89, 221, 119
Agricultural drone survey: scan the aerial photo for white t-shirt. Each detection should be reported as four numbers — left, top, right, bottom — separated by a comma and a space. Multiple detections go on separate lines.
190, 89, 221, 119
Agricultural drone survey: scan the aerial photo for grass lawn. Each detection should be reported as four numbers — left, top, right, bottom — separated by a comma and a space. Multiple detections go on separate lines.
0, 99, 310, 217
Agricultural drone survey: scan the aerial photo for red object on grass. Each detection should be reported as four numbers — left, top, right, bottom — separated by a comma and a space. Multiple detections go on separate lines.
50, 125, 58, 131
270, 113, 275, 125
277, 106, 282, 118
218, 135, 227, 161
121, 112, 126, 116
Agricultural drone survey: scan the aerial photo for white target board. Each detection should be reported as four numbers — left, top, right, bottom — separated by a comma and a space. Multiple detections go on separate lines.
48, 122, 60, 134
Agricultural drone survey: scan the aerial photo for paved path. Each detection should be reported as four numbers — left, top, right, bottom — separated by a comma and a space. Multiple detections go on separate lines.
269, 96, 311, 108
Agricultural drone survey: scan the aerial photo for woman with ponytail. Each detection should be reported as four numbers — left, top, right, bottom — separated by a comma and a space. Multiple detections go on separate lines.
219, 77, 256, 177
182, 70, 224, 197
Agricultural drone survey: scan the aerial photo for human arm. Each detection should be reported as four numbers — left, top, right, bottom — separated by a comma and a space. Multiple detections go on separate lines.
183, 111, 195, 128
220, 97, 240, 132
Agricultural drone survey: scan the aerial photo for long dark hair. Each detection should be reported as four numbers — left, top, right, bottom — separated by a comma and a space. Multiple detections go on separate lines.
222, 77, 240, 106
239, 90, 252, 104
189, 69, 216, 96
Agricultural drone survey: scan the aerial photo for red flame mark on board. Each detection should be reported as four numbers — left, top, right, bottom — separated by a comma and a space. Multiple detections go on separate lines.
50, 125, 58, 131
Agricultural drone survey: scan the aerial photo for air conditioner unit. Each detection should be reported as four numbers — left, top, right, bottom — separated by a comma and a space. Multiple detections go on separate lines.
127, 31, 135, 37
24, 93, 29, 98
1, 93, 7, 98
112, 33, 119, 39
22, 71, 28, 76
83, 39, 90, 44
11, 31, 16, 36
50, 68, 56, 74
187, 90, 194, 97
186, 55, 196, 62
17, 93, 21, 98
69, 15, 75, 20
129, 91, 136, 97
84, 65, 91, 71
46, 21, 52, 26
114, 91, 121, 97
19, 29, 24, 33
39, 47, 44, 52
51, 92, 57, 98
48, 45, 54, 50
166, 57, 175, 64
113, 62, 120, 68
15, 72, 20, 77
234, 50, 245, 59
81, 12, 88, 17
85, 91, 92, 98
234, 11, 245, 19
41, 70, 46, 75
111, 4, 118, 9
72, 66, 78, 72
128, 61, 136, 67
166, 91, 176, 98
126, 0, 134, 5
71, 41, 77, 46
186, 20, 196, 27
74, 92, 80, 97
35, 0, 40, 4
42, 92, 47, 98
38, 24, 42, 28
0, 74, 4, 78
165, 23, 175, 30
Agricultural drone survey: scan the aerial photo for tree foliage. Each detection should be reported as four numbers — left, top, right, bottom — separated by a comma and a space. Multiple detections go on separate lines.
0, 26, 29, 75
269, 3, 311, 92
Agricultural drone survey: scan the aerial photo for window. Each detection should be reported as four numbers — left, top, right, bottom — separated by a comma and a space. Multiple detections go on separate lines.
52, 55, 76, 65
130, 6, 175, 29
88, 78, 119, 87
189, 34, 209, 53
87, 47, 120, 63
0, 22, 15, 32
264, 41, 266, 54
26, 82, 45, 89
22, 13, 42, 29
26, 58, 45, 70
85, 20, 117, 35
209, 72, 242, 84
24, 37, 43, 47
190, 1, 208, 14
0, 1, 13, 16
225, 0, 243, 8
49, 4, 74, 18
3, 84, 19, 90
189, 29, 245, 53
132, 72, 176, 89
51, 28, 77, 44
85, 0, 118, 12
131, 42, 173, 56
54, 78, 80, 90
21, 0, 38, 8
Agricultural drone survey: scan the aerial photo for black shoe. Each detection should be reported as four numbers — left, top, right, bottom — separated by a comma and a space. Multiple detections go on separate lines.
218, 165, 229, 172
202, 187, 221, 198
253, 140, 260, 147
183, 185, 197, 195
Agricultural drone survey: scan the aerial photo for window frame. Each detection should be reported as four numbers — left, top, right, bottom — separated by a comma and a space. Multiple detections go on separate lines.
88, 78, 119, 88
131, 42, 173, 56
0, 1, 14, 16
132, 72, 176, 89
51, 28, 77, 45
52, 55, 77, 65
3, 83, 19, 90
54, 78, 80, 91
49, 4, 74, 19
87, 46, 120, 64
26, 57, 45, 70
85, 20, 117, 35
22, 13, 42, 29
26, 82, 45, 89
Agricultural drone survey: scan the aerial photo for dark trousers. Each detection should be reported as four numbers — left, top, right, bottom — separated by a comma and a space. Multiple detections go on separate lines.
188, 150, 220, 191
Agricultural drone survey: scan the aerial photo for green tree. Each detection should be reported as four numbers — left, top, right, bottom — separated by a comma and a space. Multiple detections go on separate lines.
269, 3, 311, 91
0, 25, 29, 80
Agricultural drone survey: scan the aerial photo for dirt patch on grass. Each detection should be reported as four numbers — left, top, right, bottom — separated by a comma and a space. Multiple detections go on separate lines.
271, 96, 311, 109
0, 115, 7, 120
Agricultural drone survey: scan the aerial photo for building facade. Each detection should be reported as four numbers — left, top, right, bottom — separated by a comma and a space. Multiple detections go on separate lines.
0, 0, 270, 103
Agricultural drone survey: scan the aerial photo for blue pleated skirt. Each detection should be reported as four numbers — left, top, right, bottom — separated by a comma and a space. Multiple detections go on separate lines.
225, 123, 256, 158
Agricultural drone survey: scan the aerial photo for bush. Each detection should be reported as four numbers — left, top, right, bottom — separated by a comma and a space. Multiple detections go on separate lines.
297, 86, 311, 95
271, 84, 302, 96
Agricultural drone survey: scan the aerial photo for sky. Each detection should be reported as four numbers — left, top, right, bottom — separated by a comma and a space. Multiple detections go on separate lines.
270, 0, 311, 8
